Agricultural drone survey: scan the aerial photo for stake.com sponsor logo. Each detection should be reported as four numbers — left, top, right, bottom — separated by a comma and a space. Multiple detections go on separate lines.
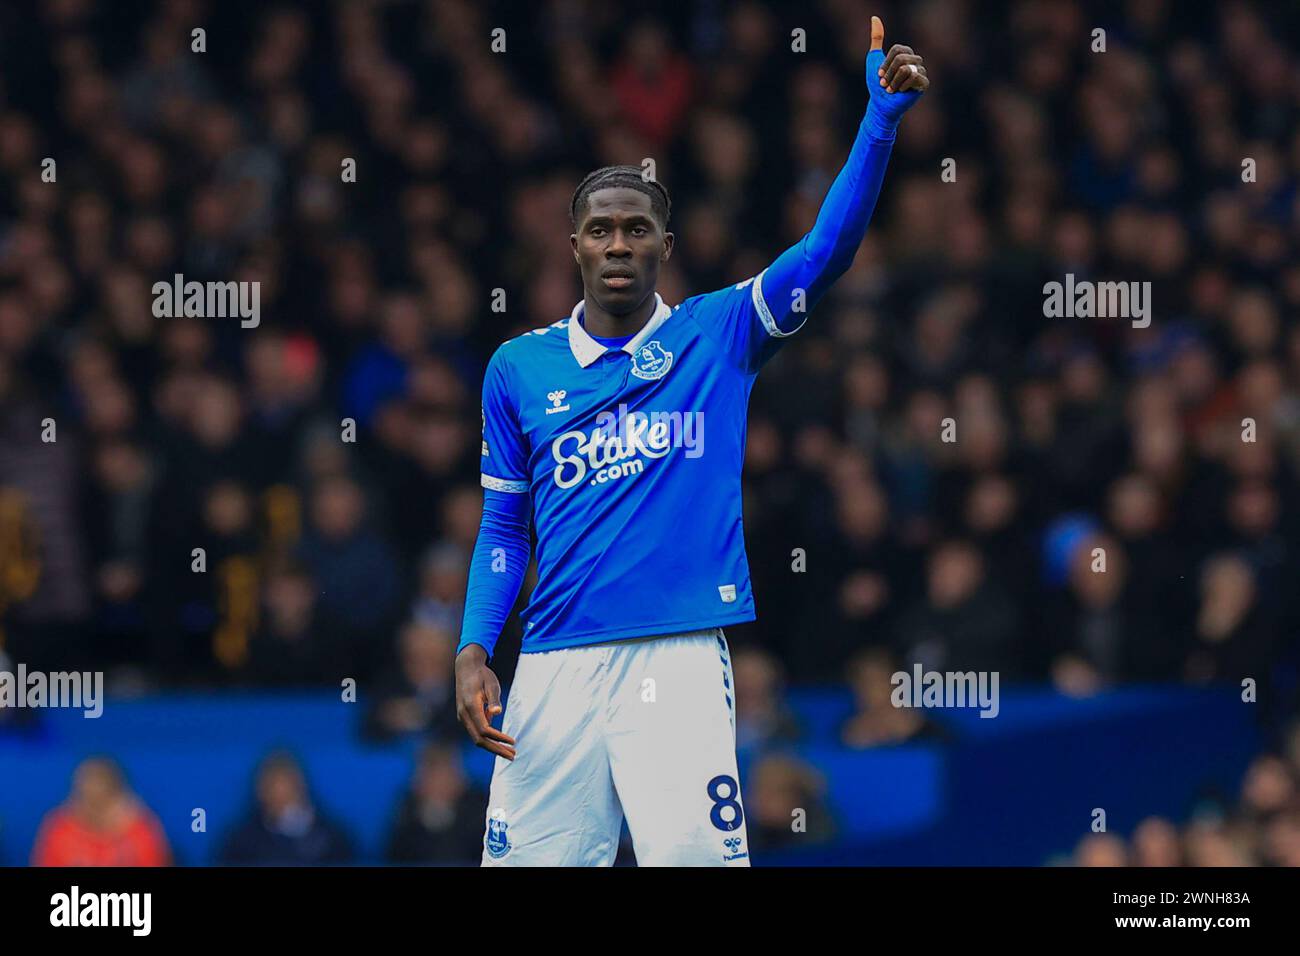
551, 405, 705, 489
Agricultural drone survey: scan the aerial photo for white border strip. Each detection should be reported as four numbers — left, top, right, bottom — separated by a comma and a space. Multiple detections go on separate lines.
481, 474, 529, 494
752, 268, 808, 338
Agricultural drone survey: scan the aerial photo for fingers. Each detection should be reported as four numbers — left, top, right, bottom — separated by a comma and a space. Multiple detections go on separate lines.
870, 15, 884, 52
479, 739, 517, 761
476, 721, 517, 761
898, 64, 929, 92
887, 59, 928, 93
479, 723, 517, 747
881, 46, 922, 92
459, 689, 518, 760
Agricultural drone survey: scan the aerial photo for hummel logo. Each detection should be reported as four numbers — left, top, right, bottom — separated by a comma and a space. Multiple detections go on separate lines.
545, 390, 571, 415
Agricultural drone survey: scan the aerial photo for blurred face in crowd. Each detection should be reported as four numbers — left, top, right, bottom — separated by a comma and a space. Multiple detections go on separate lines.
836, 480, 888, 543
1261, 813, 1300, 867
1069, 534, 1125, 607
420, 547, 468, 602
849, 651, 896, 712
380, 294, 427, 357
71, 759, 127, 828
965, 475, 1017, 535
750, 756, 814, 828
1184, 820, 1247, 866
1227, 481, 1279, 538
400, 622, 454, 686
570, 187, 672, 319
1108, 474, 1160, 538
266, 569, 315, 636
416, 746, 465, 806
732, 648, 779, 718
311, 477, 364, 540
928, 543, 983, 608
94, 440, 149, 492
1240, 756, 1294, 817
1131, 817, 1181, 866
1197, 555, 1256, 641
1074, 832, 1126, 866
258, 759, 308, 817
190, 378, 243, 448
204, 481, 253, 538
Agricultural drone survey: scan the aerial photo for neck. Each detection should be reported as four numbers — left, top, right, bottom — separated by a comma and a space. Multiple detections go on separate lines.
582, 290, 658, 338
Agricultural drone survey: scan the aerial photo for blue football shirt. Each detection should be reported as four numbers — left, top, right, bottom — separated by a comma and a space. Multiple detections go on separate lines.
479, 271, 805, 652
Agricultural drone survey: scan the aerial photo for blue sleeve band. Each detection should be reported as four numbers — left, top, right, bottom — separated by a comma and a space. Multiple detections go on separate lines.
456, 489, 532, 660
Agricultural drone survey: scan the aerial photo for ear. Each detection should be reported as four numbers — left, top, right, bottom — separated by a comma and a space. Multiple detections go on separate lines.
661, 231, 674, 262
570, 232, 580, 264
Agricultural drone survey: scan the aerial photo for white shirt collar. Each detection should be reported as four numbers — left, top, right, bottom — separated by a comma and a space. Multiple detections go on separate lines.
567, 293, 674, 369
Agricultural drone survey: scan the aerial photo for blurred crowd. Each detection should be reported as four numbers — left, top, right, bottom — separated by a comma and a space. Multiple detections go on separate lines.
1069, 719, 1300, 866
27, 714, 1300, 866
2, 0, 1300, 862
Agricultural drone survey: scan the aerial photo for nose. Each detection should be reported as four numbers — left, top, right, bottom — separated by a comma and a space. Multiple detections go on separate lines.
606, 228, 632, 257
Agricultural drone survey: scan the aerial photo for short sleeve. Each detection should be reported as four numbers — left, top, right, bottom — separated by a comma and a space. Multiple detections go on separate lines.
480, 348, 530, 494
683, 268, 807, 376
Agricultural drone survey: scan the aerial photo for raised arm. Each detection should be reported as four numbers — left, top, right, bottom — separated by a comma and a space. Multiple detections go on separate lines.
758, 16, 928, 334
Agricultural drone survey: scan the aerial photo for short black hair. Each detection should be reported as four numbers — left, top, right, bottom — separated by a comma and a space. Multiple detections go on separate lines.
570, 165, 671, 230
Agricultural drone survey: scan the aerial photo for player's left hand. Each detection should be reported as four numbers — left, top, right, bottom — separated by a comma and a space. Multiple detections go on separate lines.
865, 15, 928, 130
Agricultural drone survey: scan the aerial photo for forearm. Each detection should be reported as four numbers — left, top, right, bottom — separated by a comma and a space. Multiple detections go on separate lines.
759, 20, 925, 333
456, 489, 532, 660
759, 112, 895, 331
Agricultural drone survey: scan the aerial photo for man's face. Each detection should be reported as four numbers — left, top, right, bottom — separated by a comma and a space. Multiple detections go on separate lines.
571, 187, 672, 316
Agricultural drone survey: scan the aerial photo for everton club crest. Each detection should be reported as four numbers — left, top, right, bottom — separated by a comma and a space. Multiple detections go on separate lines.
630, 340, 673, 381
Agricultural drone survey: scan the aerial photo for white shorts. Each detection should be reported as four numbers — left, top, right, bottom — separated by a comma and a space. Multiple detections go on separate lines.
481, 628, 750, 866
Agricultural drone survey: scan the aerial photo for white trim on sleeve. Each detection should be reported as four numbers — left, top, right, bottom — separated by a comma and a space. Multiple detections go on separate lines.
752, 268, 808, 338
481, 474, 529, 494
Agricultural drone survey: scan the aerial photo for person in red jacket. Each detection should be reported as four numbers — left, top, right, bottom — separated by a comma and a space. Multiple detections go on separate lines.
31, 756, 171, 867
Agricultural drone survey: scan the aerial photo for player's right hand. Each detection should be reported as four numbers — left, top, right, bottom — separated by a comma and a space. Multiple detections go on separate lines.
455, 644, 517, 761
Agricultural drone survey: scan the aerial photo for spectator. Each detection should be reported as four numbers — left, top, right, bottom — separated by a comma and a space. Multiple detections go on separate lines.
219, 750, 354, 865
31, 757, 171, 867
384, 741, 487, 865
243, 559, 348, 686
731, 647, 802, 753
1072, 832, 1128, 867
363, 620, 460, 743
892, 540, 1021, 676
1130, 816, 1183, 867
841, 647, 948, 748
746, 753, 835, 853
295, 474, 401, 660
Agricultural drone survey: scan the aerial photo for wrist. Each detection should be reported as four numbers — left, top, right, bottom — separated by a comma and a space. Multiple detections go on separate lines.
456, 642, 489, 667
863, 102, 899, 142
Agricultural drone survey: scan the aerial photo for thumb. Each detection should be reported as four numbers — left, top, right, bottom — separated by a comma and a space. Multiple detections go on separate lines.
870, 15, 884, 52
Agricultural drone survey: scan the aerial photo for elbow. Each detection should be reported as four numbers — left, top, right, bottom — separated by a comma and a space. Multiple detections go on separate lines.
801, 232, 857, 285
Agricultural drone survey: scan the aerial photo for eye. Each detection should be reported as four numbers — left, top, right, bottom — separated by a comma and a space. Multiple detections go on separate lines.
589, 226, 606, 237
631, 226, 648, 237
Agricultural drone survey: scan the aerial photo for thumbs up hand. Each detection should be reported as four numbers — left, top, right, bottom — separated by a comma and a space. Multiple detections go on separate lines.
865, 16, 928, 135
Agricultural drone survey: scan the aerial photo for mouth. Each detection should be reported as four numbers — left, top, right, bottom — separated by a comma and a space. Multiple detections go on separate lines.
601, 267, 635, 290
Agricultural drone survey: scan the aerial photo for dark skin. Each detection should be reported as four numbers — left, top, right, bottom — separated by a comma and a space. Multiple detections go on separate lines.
456, 23, 926, 761
455, 644, 515, 760
568, 186, 674, 337
455, 186, 672, 761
